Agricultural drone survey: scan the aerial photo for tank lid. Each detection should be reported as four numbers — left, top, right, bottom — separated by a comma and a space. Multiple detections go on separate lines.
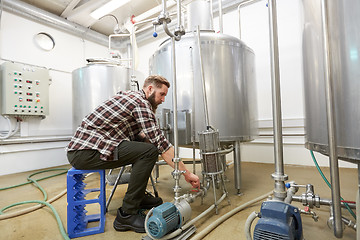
86, 58, 125, 66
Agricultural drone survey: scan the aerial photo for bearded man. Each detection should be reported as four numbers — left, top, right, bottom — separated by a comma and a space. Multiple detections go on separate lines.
66, 75, 200, 233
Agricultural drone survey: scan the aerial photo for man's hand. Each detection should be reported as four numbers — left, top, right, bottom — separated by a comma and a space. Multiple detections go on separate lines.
183, 171, 200, 189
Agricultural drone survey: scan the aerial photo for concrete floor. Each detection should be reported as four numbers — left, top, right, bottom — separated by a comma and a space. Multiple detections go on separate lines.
0, 161, 357, 240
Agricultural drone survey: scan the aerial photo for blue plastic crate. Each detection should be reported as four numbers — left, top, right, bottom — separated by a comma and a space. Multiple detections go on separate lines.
67, 168, 106, 238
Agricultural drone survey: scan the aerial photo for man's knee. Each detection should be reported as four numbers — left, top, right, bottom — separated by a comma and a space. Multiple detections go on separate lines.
143, 143, 159, 162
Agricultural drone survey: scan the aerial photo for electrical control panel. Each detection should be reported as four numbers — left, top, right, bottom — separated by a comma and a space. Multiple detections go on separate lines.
0, 62, 50, 117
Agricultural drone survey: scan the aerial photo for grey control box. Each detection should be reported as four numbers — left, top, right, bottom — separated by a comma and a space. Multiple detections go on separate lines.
0, 62, 50, 117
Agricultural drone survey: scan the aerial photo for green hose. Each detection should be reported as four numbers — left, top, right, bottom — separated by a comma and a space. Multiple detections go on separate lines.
310, 150, 356, 220
0, 168, 70, 240
0, 168, 68, 191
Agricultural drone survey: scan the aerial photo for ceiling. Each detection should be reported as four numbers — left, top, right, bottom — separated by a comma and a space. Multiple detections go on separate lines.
16, 0, 178, 36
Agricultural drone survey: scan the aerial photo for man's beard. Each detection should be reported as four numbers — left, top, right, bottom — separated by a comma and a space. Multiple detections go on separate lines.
148, 92, 159, 113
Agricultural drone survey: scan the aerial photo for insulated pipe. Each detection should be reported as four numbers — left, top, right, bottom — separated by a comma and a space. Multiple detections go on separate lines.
268, 0, 288, 201
195, 26, 210, 128
237, 0, 263, 39
2, 0, 109, 47
145, 193, 228, 240
320, 0, 342, 237
245, 211, 259, 240
191, 190, 273, 240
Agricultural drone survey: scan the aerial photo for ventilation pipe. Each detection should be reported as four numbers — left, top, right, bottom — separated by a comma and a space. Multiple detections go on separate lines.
2, 0, 109, 47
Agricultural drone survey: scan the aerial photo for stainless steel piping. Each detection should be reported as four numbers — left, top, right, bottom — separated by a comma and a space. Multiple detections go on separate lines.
237, 0, 263, 39
176, 0, 183, 33
268, 0, 288, 201
163, 21, 181, 40
233, 140, 242, 195
210, 0, 214, 27
218, 0, 223, 33
155, 0, 184, 41
130, 17, 157, 89
357, 164, 360, 240
2, 0, 109, 47
320, 0, 342, 237
171, 37, 181, 202
162, 0, 167, 13
195, 26, 210, 128
291, 195, 356, 209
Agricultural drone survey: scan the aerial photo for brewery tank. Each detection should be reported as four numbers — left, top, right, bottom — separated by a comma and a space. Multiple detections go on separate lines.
149, 31, 258, 144
72, 61, 143, 132
302, 0, 360, 163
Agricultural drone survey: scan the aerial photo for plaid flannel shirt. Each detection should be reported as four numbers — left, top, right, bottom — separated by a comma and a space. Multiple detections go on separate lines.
66, 90, 171, 161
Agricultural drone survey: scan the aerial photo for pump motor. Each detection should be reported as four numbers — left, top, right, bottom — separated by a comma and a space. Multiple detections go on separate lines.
253, 201, 303, 240
146, 200, 191, 239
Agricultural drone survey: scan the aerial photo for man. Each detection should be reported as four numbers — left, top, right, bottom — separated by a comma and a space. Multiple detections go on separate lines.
66, 75, 200, 233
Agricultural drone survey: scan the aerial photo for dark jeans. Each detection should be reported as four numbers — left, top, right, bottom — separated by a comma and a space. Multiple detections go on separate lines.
67, 140, 159, 214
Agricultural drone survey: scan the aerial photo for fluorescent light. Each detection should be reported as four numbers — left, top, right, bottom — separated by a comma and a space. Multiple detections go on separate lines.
90, 0, 131, 20
133, 0, 176, 22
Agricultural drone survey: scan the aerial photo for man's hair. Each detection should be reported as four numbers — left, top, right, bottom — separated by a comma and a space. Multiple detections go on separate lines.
143, 75, 170, 89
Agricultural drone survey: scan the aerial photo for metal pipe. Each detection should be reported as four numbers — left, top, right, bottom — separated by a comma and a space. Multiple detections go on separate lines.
268, 0, 288, 201
218, 0, 223, 33
171, 37, 181, 201
233, 140, 242, 195
245, 211, 259, 240
0, 145, 66, 154
162, 0, 167, 14
163, 22, 181, 41
291, 195, 356, 209
195, 26, 210, 128
108, 33, 131, 53
177, 0, 182, 31
171, 37, 179, 162
2, 0, 109, 47
341, 216, 356, 231
210, 0, 214, 28
190, 45, 197, 174
357, 164, 360, 239
0, 136, 71, 145
237, 0, 263, 39
320, 0, 342, 237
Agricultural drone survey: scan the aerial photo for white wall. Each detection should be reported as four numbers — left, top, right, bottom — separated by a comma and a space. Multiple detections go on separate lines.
0, 11, 109, 175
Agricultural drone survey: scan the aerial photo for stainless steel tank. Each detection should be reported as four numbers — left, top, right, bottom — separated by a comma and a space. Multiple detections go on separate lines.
149, 31, 258, 144
72, 62, 142, 132
302, 0, 360, 163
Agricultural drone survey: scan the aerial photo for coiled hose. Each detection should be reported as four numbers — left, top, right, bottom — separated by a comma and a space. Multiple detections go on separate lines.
0, 168, 70, 240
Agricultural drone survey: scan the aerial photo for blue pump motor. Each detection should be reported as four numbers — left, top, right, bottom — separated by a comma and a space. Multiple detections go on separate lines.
254, 201, 303, 240
146, 202, 182, 239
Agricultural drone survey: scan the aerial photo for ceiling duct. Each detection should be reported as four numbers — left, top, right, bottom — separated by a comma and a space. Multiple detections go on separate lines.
2, 0, 110, 47
2, 0, 245, 48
